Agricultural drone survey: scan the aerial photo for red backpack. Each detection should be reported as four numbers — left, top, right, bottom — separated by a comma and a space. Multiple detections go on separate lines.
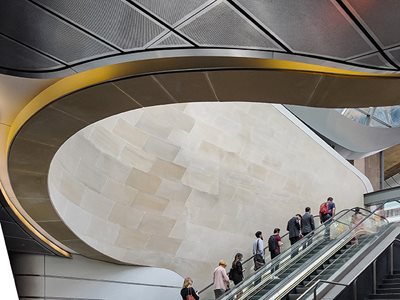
319, 202, 329, 215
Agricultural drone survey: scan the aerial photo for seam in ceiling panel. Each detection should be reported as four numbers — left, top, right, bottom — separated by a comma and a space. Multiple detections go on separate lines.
177, 1, 283, 51
31, 0, 168, 52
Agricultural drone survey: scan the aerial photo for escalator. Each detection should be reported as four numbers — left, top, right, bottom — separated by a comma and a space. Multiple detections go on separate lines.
218, 207, 389, 300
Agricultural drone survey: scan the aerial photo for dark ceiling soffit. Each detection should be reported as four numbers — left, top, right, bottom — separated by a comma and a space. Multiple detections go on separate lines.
0, 0, 397, 77
1, 49, 398, 79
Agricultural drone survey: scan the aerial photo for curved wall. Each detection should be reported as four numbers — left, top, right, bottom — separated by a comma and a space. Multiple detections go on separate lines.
11, 253, 182, 300
48, 102, 369, 288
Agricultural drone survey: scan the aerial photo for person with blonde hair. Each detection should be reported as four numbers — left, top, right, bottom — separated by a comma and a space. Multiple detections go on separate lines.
213, 260, 230, 299
180, 277, 199, 300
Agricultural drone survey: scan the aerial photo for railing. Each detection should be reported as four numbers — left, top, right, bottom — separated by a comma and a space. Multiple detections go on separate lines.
197, 209, 352, 297
221, 206, 387, 300
297, 279, 348, 300
292, 202, 395, 300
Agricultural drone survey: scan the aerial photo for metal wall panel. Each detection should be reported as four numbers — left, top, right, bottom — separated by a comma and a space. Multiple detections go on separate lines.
34, 0, 167, 50
0, 35, 62, 70
346, 0, 400, 48
134, 0, 213, 25
0, 0, 116, 64
179, 2, 281, 50
234, 0, 373, 59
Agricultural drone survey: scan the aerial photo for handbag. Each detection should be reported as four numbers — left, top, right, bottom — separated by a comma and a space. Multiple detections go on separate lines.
186, 288, 196, 300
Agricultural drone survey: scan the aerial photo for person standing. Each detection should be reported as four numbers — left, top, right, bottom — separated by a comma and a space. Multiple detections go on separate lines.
180, 277, 199, 300
269, 228, 283, 276
213, 260, 230, 299
229, 253, 244, 286
320, 197, 336, 240
302, 207, 315, 248
253, 231, 265, 271
287, 214, 302, 257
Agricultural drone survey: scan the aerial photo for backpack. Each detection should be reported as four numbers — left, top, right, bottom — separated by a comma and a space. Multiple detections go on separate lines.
268, 235, 277, 252
319, 202, 329, 215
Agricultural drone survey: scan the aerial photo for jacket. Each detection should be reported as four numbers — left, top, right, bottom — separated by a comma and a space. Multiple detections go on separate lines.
287, 217, 301, 238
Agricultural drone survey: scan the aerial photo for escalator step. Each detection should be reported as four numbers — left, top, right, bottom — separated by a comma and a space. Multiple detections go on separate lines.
288, 294, 301, 300
380, 283, 400, 289
383, 279, 400, 284
386, 275, 400, 279
377, 288, 400, 294
369, 293, 400, 299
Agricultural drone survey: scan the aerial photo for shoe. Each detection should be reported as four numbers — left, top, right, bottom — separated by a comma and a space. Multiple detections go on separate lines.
272, 275, 280, 280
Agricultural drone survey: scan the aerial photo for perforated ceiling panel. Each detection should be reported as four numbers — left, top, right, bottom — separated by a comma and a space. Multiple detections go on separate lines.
234, 0, 373, 59
0, 0, 116, 64
179, 2, 281, 50
349, 53, 392, 69
345, 0, 400, 48
133, 0, 213, 25
0, 35, 63, 70
387, 47, 400, 66
33, 0, 167, 50
150, 33, 193, 48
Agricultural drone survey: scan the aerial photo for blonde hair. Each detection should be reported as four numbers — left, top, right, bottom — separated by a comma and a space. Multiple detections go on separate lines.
182, 277, 193, 288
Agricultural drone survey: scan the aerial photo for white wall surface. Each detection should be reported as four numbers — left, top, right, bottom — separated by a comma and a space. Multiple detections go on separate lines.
48, 102, 370, 293
11, 253, 182, 300
0, 224, 19, 300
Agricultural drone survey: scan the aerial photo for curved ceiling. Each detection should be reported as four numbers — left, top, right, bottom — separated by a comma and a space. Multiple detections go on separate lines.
2, 0, 400, 77
5, 54, 398, 259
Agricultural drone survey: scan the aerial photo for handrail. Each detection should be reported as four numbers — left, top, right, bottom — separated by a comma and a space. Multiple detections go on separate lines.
198, 209, 352, 295
261, 206, 391, 299
258, 203, 391, 300
198, 205, 387, 297
297, 279, 348, 300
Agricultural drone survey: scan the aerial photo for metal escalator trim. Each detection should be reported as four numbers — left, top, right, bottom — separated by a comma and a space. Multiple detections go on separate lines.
213, 209, 352, 299
260, 205, 390, 300
263, 234, 355, 300
297, 279, 348, 300
320, 223, 400, 299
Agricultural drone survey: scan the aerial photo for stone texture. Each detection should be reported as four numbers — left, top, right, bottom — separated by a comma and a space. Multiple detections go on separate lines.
48, 102, 368, 291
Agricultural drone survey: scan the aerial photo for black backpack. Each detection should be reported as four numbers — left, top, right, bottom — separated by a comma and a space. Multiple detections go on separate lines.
268, 235, 277, 252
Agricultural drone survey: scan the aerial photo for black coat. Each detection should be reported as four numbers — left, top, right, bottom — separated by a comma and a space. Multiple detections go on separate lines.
180, 287, 199, 300
287, 217, 301, 239
230, 261, 244, 284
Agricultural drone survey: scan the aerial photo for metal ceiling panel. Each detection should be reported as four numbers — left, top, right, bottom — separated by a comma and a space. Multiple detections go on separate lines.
178, 2, 282, 50
133, 0, 213, 25
0, 35, 63, 71
386, 47, 400, 66
345, 0, 400, 48
0, 0, 116, 64
149, 33, 193, 48
33, 0, 167, 50
349, 53, 393, 69
234, 0, 374, 59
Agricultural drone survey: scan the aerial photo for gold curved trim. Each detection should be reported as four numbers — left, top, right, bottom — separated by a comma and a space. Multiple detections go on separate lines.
5, 56, 400, 256
7, 57, 399, 147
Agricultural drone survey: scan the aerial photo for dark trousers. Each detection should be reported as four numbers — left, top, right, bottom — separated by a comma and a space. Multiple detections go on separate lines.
302, 231, 313, 248
289, 236, 301, 258
214, 289, 225, 299
270, 251, 280, 273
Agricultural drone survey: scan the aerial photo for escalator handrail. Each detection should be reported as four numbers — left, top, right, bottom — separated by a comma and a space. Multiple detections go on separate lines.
257, 203, 392, 300
198, 209, 350, 295
202, 209, 352, 298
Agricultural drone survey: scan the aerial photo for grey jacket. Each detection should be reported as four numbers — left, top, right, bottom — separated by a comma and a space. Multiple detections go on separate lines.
302, 212, 315, 234
287, 217, 301, 239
